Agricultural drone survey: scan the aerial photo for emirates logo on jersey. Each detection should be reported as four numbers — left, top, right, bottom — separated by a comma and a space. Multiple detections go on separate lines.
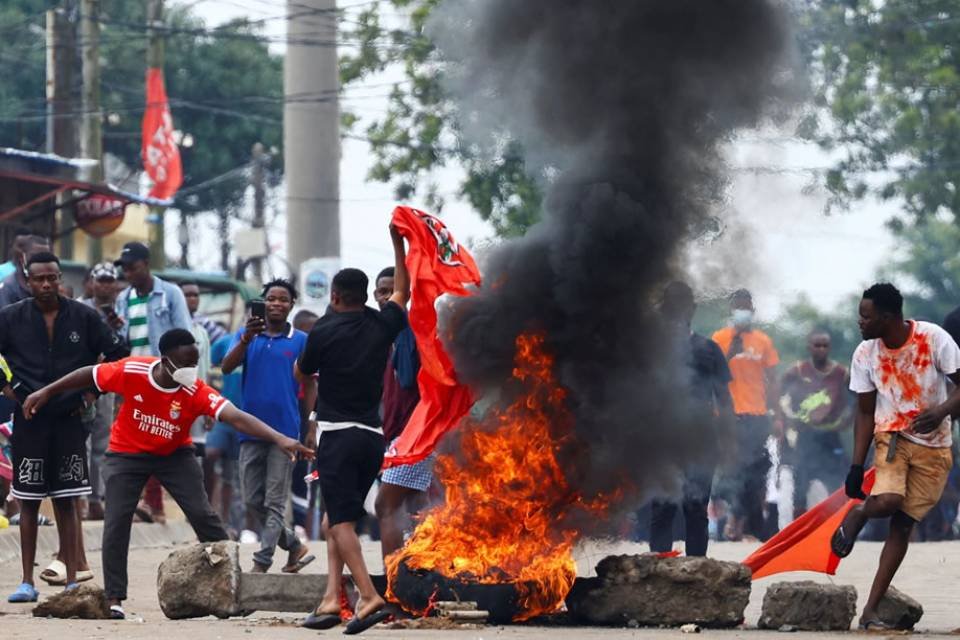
132, 408, 181, 440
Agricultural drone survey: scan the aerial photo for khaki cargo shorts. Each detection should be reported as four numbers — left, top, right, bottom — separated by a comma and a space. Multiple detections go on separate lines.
872, 431, 952, 522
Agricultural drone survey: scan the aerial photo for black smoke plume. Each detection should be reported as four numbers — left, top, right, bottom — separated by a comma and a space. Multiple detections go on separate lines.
435, 1, 798, 516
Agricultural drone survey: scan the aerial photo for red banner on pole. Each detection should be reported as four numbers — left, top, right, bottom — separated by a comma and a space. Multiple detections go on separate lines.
141, 68, 182, 200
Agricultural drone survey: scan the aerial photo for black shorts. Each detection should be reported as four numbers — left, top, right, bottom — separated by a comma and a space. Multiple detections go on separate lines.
10, 410, 90, 500
316, 428, 384, 526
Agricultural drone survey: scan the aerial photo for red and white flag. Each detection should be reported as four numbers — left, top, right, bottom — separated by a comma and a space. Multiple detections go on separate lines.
382, 206, 481, 468
141, 68, 182, 200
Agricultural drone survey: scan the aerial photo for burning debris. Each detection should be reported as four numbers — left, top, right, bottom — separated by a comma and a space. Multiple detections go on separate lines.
388, 0, 798, 623
387, 334, 609, 622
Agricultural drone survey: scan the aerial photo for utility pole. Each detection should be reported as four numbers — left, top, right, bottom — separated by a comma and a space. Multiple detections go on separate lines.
146, 0, 166, 270
219, 205, 230, 273
178, 210, 189, 268
80, 0, 103, 263
284, 0, 340, 273
46, 6, 78, 258
251, 142, 267, 282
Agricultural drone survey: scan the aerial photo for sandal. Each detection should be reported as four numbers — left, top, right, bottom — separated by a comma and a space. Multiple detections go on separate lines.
40, 560, 95, 585
109, 604, 125, 620
7, 582, 39, 603
281, 546, 316, 574
302, 612, 341, 629
858, 617, 895, 631
40, 560, 68, 585
831, 525, 857, 558
8, 513, 52, 526
343, 606, 390, 635
133, 502, 154, 524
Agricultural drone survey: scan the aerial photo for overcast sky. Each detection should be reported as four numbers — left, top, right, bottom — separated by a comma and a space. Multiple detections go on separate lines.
180, 0, 898, 321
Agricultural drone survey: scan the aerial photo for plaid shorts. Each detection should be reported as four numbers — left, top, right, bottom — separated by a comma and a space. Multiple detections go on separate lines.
381, 451, 436, 492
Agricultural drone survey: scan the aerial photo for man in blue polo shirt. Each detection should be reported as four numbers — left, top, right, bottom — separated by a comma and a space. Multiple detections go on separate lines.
222, 280, 316, 573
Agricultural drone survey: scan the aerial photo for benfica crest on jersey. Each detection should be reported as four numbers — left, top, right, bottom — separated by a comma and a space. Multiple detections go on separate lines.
169, 400, 182, 420
384, 206, 482, 468
415, 209, 463, 267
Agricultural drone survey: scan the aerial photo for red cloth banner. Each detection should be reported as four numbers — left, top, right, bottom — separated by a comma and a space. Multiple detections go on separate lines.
141, 68, 182, 200
382, 206, 481, 468
743, 467, 876, 579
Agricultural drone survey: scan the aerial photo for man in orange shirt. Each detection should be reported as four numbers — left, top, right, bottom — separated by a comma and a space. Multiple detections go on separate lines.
712, 289, 780, 541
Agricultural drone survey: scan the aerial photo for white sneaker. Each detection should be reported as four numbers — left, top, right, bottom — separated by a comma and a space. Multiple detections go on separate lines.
239, 529, 259, 544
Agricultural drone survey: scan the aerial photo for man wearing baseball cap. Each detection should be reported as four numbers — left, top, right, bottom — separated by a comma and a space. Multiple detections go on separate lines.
113, 242, 192, 523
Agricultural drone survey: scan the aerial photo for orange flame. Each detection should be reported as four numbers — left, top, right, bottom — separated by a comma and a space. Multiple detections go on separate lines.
386, 333, 608, 621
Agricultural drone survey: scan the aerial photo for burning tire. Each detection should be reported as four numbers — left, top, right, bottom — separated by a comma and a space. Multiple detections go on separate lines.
393, 559, 531, 624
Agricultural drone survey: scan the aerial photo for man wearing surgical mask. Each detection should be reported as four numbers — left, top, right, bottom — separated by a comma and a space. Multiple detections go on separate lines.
21, 328, 313, 618
712, 289, 780, 541
114, 241, 192, 525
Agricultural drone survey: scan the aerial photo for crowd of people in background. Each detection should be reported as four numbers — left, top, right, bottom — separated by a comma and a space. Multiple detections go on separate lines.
0, 225, 424, 632
642, 283, 960, 562
2, 221, 960, 631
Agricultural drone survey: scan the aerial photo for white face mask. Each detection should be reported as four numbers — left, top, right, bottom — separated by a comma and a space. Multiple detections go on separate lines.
732, 308, 753, 328
165, 361, 199, 387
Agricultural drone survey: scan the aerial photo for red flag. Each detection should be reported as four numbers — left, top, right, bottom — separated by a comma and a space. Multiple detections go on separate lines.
743, 467, 876, 579
382, 206, 481, 468
141, 68, 182, 200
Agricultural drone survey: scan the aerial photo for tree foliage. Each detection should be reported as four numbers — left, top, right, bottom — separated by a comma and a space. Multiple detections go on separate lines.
0, 1, 283, 213
340, 0, 542, 236
799, 0, 960, 221
880, 217, 960, 322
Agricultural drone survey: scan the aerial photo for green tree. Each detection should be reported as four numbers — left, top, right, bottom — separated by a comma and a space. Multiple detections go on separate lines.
879, 217, 960, 323
341, 0, 542, 237
0, 1, 283, 214
799, 0, 960, 222
0, 3, 50, 151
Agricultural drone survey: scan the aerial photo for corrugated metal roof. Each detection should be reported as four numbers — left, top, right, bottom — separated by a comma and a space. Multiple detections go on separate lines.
0, 147, 173, 207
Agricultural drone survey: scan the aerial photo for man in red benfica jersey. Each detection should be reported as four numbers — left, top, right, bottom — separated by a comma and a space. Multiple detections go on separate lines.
23, 328, 312, 619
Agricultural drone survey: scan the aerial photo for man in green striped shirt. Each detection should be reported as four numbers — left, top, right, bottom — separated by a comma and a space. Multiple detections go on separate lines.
114, 243, 191, 356
113, 242, 192, 522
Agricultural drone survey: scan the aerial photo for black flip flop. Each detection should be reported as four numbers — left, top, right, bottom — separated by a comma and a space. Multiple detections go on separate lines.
302, 612, 341, 629
831, 525, 856, 558
343, 608, 390, 635
109, 604, 125, 620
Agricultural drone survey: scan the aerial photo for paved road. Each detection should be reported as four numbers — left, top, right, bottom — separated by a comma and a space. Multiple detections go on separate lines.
1, 527, 959, 639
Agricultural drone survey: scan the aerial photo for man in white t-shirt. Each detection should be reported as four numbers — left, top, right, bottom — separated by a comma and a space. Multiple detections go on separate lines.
831, 283, 960, 630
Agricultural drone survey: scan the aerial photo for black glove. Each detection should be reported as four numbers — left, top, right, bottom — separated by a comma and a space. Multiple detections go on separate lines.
844, 464, 866, 500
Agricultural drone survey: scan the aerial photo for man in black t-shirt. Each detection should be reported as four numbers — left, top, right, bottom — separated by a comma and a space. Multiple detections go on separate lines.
648, 281, 733, 557
295, 225, 410, 634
